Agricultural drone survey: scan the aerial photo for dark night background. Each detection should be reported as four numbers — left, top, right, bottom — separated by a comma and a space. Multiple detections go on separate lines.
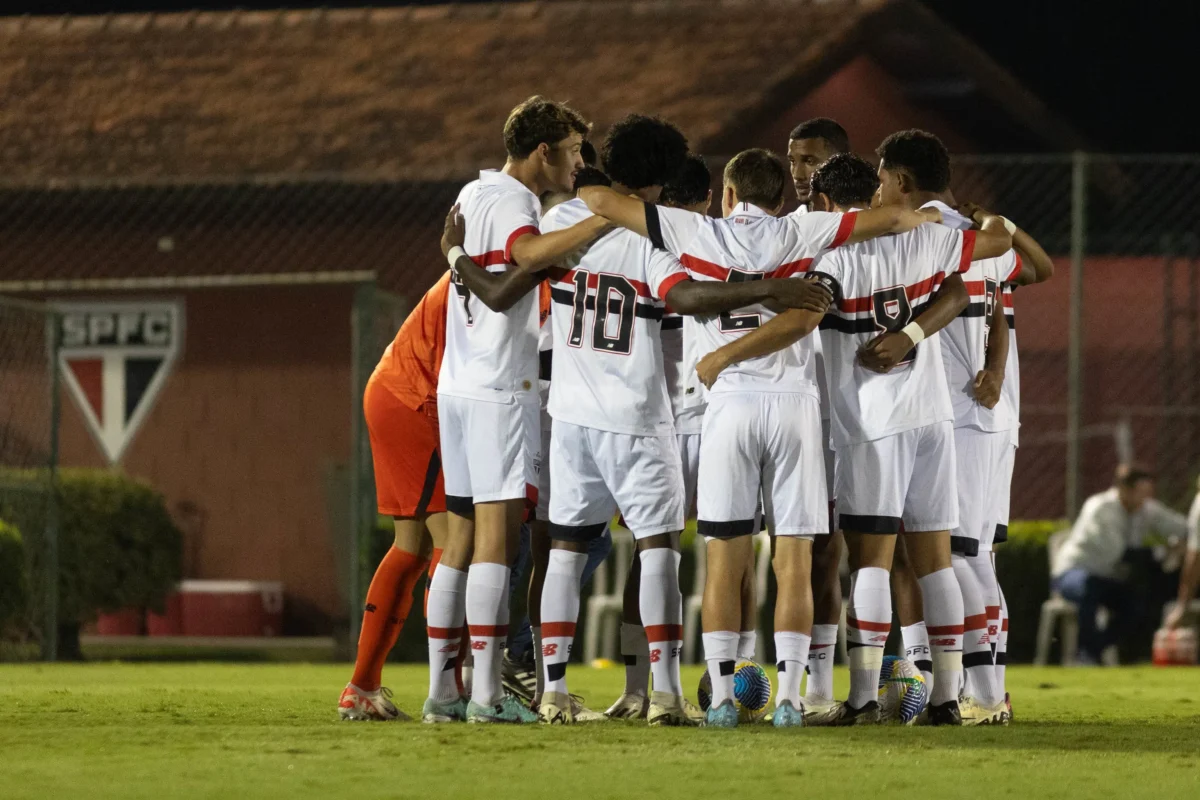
0, 0, 1189, 153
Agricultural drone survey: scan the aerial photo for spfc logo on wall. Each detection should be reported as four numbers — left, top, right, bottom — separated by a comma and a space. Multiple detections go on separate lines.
57, 301, 185, 464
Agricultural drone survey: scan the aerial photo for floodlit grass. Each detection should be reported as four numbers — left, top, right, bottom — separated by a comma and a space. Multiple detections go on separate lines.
1, 663, 1198, 799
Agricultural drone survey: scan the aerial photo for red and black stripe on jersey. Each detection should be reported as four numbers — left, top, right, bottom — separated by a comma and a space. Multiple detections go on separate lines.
549, 269, 668, 322
811, 270, 950, 334
958, 253, 1022, 319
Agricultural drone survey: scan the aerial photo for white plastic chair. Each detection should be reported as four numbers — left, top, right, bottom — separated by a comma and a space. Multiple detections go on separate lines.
1035, 530, 1080, 665
582, 527, 635, 664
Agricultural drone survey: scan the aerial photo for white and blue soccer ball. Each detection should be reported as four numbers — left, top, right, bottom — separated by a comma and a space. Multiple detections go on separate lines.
697, 659, 773, 723
878, 655, 929, 724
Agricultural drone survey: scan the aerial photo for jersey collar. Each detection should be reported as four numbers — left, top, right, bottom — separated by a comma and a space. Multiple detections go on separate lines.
921, 199, 972, 230
479, 168, 538, 199
729, 202, 772, 219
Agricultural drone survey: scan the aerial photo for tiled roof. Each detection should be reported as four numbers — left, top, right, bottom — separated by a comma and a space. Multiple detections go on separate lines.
0, 1, 881, 182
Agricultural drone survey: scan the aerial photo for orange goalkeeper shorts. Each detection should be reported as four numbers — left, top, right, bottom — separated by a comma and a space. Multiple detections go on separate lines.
364, 376, 446, 517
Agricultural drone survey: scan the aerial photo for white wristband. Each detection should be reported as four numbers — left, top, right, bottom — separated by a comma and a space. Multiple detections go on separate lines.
901, 321, 925, 346
1000, 216, 1017, 235
446, 246, 467, 267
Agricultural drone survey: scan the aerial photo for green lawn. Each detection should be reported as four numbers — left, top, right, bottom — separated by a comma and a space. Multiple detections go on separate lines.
1, 663, 1198, 799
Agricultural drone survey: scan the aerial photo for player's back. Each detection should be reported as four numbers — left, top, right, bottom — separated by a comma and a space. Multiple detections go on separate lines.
543, 197, 686, 437
812, 219, 974, 447
439, 170, 542, 404
373, 272, 451, 412
930, 202, 1021, 433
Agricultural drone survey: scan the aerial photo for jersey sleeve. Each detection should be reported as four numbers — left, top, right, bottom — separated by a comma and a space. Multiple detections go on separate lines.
807, 256, 844, 306
498, 192, 543, 263
1001, 250, 1023, 284
644, 204, 708, 256
921, 224, 977, 279
645, 248, 690, 301
792, 210, 858, 252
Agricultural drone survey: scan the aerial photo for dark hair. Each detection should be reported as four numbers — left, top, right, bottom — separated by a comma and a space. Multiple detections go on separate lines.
503, 95, 591, 159
788, 117, 850, 154
810, 153, 879, 208
572, 166, 611, 190
580, 140, 598, 168
1115, 463, 1154, 488
660, 154, 711, 207
875, 129, 951, 192
600, 114, 690, 190
723, 148, 788, 209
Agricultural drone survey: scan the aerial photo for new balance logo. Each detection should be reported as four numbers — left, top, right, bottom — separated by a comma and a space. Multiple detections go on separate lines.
931, 638, 958, 647
542, 643, 558, 658
649, 649, 661, 664
471, 640, 487, 651
438, 644, 459, 653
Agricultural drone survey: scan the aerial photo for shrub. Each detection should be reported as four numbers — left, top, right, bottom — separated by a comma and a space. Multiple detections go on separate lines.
0, 520, 28, 635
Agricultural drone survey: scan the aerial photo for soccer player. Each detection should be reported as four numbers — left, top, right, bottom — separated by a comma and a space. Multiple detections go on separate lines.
583, 147, 942, 728
337, 273, 451, 721
539, 118, 835, 726
425, 96, 611, 724
695, 152, 1013, 726
787, 117, 852, 716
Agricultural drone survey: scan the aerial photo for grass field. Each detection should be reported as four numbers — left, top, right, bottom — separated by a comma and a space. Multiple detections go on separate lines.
1, 663, 1198, 799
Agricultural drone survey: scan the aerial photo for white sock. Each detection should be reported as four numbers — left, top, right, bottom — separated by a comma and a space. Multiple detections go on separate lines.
531, 625, 545, 702
954, 554, 1001, 706
702, 630, 739, 707
640, 549, 684, 697
900, 622, 933, 690
918, 568, 965, 707
621, 622, 650, 697
774, 631, 811, 708
997, 583, 1009, 692
805, 624, 839, 702
969, 553, 1001, 655
426, 564, 466, 704
465, 562, 510, 707
737, 630, 757, 661
540, 549, 587, 696
847, 567, 891, 709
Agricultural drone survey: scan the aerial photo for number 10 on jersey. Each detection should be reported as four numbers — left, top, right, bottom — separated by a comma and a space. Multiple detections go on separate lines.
567, 271, 637, 355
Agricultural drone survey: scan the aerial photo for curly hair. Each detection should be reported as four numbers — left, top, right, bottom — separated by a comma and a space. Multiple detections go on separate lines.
810, 153, 880, 208
660, 154, 711, 207
876, 129, 951, 193
503, 96, 591, 159
600, 114, 690, 190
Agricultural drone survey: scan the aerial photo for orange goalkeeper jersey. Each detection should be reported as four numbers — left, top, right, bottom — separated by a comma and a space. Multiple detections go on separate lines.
372, 272, 451, 413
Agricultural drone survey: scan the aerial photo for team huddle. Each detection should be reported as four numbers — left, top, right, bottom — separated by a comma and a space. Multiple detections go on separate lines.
337, 96, 1053, 728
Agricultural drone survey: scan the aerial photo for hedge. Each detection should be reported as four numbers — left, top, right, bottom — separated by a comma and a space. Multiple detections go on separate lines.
366, 516, 1068, 665
0, 468, 184, 657
0, 520, 28, 636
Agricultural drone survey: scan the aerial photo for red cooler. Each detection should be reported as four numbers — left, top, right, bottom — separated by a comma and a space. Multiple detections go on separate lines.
179, 580, 284, 637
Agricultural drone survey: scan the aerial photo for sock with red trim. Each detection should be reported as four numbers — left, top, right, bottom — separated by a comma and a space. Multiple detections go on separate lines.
352, 546, 427, 692
621, 622, 650, 697
997, 584, 1009, 692
540, 549, 587, 696
918, 567, 965, 707
466, 562, 510, 707
900, 622, 934, 690
805, 623, 839, 702
702, 631, 739, 707
640, 548, 684, 696
774, 631, 811, 709
426, 564, 466, 704
848, 567, 891, 708
953, 554, 1001, 706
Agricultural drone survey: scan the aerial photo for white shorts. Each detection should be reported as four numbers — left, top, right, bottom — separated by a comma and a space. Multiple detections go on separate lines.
548, 419, 685, 541
438, 393, 541, 511
835, 420, 958, 534
821, 416, 837, 531
992, 435, 1017, 545
536, 421, 553, 522
951, 426, 1012, 556
697, 391, 827, 539
678, 431, 701, 519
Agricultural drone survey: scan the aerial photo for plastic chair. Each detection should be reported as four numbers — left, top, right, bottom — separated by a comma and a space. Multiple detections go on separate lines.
1034, 530, 1080, 665
582, 527, 635, 664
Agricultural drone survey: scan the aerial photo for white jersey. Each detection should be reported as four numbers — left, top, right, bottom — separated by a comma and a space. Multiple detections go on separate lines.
810, 216, 976, 447
538, 289, 553, 422
662, 311, 706, 433
930, 201, 1023, 433
788, 205, 832, 423
440, 170, 542, 403
1001, 284, 1021, 445
544, 198, 688, 437
646, 201, 857, 402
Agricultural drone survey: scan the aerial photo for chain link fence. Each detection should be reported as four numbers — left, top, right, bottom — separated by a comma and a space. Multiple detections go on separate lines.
0, 297, 61, 660
4, 153, 1200, 657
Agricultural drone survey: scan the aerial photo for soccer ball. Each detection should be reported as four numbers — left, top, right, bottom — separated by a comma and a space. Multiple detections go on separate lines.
697, 659, 772, 723
877, 655, 928, 724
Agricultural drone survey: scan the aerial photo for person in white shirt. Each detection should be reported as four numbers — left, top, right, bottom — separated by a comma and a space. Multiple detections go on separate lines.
1053, 464, 1189, 663
429, 96, 611, 725
786, 117, 853, 717
695, 152, 1013, 726
1165, 477, 1200, 630
581, 147, 942, 728
538, 118, 834, 727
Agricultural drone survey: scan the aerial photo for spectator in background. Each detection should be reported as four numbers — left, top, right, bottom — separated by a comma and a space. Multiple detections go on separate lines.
1052, 464, 1188, 664
1164, 476, 1200, 630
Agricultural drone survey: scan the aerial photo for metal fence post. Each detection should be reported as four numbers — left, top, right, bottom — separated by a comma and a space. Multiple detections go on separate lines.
1065, 151, 1088, 520
348, 283, 375, 649
41, 310, 61, 662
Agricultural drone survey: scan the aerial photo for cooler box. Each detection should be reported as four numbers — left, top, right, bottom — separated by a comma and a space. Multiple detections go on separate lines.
1152, 627, 1198, 665
179, 580, 284, 637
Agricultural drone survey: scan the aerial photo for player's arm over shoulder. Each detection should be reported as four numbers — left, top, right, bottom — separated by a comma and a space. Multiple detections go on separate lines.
508, 196, 608, 272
